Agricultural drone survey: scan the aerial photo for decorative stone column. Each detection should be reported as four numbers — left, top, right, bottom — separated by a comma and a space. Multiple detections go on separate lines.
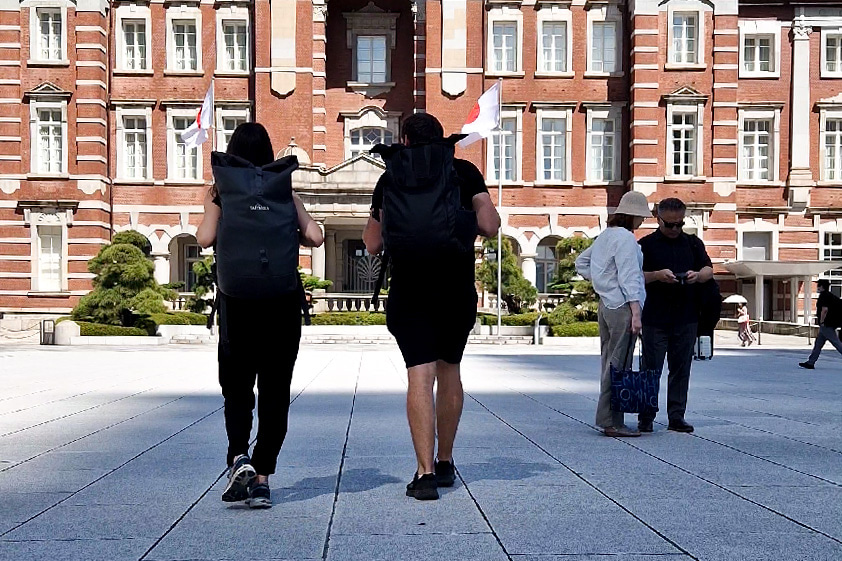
312, 224, 326, 279
441, 0, 466, 96
152, 253, 171, 285
325, 230, 336, 289
788, 9, 815, 203
521, 254, 537, 288
270, 0, 297, 96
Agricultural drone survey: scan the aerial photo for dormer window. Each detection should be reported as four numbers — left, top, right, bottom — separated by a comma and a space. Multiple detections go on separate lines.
343, 2, 398, 96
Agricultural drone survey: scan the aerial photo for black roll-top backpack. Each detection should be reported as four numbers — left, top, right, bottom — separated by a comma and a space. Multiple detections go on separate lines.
370, 134, 477, 259
211, 151, 302, 302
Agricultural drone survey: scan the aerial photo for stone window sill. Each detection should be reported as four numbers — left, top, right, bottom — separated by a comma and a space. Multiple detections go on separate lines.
664, 176, 707, 183
27, 173, 70, 180
665, 63, 707, 71
27, 291, 71, 298
114, 69, 154, 76
347, 82, 395, 97
535, 71, 575, 79
27, 59, 70, 67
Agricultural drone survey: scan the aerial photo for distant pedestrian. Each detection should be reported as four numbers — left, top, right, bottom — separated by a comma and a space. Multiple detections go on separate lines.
737, 303, 755, 347
799, 279, 842, 369
197, 123, 324, 508
575, 191, 651, 438
637, 198, 714, 434
363, 113, 500, 500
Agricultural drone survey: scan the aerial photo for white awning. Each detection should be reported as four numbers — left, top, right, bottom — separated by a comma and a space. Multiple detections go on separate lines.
722, 260, 842, 279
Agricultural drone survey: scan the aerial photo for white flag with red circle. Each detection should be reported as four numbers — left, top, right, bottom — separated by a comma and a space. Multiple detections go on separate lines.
457, 81, 501, 148
181, 82, 214, 150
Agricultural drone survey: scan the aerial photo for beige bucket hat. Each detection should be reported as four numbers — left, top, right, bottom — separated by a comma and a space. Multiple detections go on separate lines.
613, 191, 653, 218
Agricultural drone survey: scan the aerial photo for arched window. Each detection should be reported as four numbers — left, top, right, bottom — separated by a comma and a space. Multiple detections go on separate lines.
350, 127, 393, 158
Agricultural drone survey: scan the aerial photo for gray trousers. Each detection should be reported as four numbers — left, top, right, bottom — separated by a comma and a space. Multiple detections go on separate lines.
807, 326, 842, 365
639, 322, 698, 423
596, 302, 634, 428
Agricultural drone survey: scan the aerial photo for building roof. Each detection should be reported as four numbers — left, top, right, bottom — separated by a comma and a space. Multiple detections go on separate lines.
722, 261, 842, 278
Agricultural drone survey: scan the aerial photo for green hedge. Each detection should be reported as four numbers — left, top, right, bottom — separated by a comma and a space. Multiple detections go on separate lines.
148, 312, 208, 326
550, 322, 599, 337
77, 322, 148, 337
478, 312, 548, 326
309, 312, 386, 325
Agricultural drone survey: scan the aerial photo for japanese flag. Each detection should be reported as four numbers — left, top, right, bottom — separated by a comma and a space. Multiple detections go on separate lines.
181, 82, 214, 150
457, 81, 501, 148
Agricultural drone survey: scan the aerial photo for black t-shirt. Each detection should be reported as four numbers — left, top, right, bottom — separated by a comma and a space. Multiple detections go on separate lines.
639, 230, 713, 327
370, 158, 488, 289
817, 291, 841, 327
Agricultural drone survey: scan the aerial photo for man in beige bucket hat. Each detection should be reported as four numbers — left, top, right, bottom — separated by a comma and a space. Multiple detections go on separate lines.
576, 191, 652, 437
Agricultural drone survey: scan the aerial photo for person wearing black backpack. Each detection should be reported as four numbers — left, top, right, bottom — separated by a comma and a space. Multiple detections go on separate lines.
196, 123, 323, 509
799, 278, 842, 369
363, 113, 500, 501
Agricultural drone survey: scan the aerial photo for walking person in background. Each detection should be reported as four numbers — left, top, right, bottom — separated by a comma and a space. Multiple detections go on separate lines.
637, 198, 713, 434
575, 191, 651, 437
799, 279, 842, 369
737, 303, 755, 347
197, 123, 324, 508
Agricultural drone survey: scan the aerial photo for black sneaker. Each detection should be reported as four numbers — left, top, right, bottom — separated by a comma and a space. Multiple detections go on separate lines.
667, 419, 695, 433
246, 483, 272, 509
799, 362, 815, 370
222, 454, 256, 502
405, 473, 438, 501
638, 419, 654, 433
435, 460, 456, 487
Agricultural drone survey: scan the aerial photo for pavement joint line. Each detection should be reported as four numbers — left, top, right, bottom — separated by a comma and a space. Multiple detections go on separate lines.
739, 406, 823, 427
0, 395, 185, 474
0, 387, 51, 404
137, 352, 338, 561
320, 353, 362, 561
508, 388, 842, 542
0, 387, 156, 438
464, 391, 700, 561
455, 466, 515, 560
0, 405, 223, 539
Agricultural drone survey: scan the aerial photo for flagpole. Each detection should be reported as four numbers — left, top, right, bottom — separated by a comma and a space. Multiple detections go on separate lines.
496, 77, 503, 338
210, 78, 217, 153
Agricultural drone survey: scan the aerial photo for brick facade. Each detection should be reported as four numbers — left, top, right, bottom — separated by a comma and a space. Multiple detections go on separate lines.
2, 0, 842, 323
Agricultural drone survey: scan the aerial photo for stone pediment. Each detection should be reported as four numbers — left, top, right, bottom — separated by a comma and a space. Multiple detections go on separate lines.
24, 81, 72, 100
292, 153, 385, 194
662, 86, 708, 104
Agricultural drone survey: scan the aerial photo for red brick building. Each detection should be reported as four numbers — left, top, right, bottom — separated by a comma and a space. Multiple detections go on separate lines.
3, 0, 842, 325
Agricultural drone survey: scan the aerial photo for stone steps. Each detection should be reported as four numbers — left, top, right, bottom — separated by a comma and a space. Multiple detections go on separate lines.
168, 334, 535, 345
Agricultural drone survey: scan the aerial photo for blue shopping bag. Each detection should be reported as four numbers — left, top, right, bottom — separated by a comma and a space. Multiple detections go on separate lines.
609, 337, 660, 414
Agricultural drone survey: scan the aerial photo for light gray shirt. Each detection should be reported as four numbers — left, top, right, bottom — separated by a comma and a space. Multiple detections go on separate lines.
574, 227, 646, 310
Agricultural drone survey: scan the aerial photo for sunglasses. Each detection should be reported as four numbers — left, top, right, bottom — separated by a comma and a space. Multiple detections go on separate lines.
659, 218, 685, 229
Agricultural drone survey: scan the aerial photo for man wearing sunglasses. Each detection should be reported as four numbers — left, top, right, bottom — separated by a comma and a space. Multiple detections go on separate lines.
637, 198, 713, 433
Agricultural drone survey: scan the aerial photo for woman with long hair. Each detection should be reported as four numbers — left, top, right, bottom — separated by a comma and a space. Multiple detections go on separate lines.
737, 303, 755, 346
197, 123, 323, 508
575, 191, 652, 437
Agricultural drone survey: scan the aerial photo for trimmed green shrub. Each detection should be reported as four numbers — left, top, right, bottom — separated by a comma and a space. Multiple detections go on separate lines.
478, 313, 548, 326
55, 316, 70, 324
550, 322, 599, 337
148, 312, 208, 326
131, 287, 169, 315
309, 312, 386, 325
300, 271, 333, 291
477, 237, 538, 314
112, 230, 152, 256
547, 303, 577, 325
77, 322, 148, 336
133, 316, 158, 336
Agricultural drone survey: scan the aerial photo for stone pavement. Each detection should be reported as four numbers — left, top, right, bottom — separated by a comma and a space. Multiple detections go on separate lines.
0, 343, 840, 561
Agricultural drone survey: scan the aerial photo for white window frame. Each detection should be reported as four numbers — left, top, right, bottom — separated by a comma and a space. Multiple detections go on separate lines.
349, 127, 393, 159
341, 106, 400, 160
739, 20, 781, 79
29, 99, 68, 176
216, 5, 250, 75
585, 104, 622, 185
344, 7, 398, 92
820, 108, 842, 182
821, 28, 842, 79
215, 107, 250, 153
116, 106, 153, 182
27, 1, 69, 65
536, 5, 573, 77
487, 6, 524, 76
820, 227, 842, 298
23, 208, 71, 293
166, 107, 203, 183
667, 7, 706, 70
586, 5, 622, 76
166, 4, 202, 74
666, 102, 705, 180
115, 3, 152, 73
738, 107, 781, 184
486, 106, 523, 184
736, 220, 779, 262
535, 106, 573, 185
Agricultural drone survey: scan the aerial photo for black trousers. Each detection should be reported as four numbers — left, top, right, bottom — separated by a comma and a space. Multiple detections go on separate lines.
218, 292, 301, 475
639, 322, 697, 424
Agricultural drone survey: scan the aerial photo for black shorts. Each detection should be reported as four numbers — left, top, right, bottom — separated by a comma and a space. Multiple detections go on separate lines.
386, 281, 478, 369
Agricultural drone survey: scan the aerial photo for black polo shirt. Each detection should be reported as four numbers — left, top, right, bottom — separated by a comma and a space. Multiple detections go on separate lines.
639, 230, 713, 327
817, 291, 842, 328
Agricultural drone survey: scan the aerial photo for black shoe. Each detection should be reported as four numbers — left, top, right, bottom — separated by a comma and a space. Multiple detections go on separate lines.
246, 483, 272, 509
435, 460, 456, 487
222, 454, 256, 502
638, 419, 654, 433
406, 473, 438, 501
799, 362, 815, 370
668, 419, 694, 433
